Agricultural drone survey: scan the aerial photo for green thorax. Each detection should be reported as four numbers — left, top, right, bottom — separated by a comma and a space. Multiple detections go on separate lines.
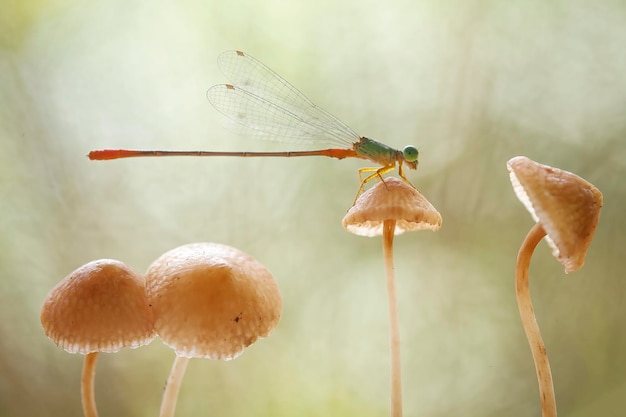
353, 137, 402, 166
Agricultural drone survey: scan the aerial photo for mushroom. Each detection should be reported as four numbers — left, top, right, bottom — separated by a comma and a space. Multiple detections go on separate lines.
343, 177, 442, 417
40, 259, 155, 417
507, 156, 603, 417
145, 242, 282, 417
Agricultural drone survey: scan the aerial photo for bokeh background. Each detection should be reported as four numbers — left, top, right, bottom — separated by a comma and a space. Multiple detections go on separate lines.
1, 0, 625, 416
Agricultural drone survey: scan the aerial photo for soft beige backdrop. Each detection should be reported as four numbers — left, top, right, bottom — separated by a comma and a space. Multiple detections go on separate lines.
1, 0, 624, 416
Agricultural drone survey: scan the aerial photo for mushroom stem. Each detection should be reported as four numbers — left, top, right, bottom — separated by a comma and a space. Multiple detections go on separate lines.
81, 352, 99, 417
383, 219, 403, 417
159, 355, 190, 417
516, 222, 557, 417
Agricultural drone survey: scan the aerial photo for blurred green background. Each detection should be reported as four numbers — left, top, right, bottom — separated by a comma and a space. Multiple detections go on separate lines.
1, 0, 625, 416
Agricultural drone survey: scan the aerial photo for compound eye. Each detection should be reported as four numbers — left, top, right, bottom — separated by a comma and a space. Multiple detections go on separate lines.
403, 146, 419, 162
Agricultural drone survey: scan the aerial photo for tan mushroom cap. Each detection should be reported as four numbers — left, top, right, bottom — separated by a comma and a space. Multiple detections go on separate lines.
146, 242, 282, 360
343, 177, 442, 237
40, 259, 156, 354
507, 156, 603, 273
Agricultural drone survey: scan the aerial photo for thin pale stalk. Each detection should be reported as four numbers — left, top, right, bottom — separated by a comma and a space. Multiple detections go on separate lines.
516, 223, 557, 417
81, 352, 99, 417
159, 356, 190, 417
383, 219, 402, 417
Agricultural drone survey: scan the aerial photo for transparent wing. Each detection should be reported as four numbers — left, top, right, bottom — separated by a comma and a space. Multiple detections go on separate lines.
206, 50, 360, 147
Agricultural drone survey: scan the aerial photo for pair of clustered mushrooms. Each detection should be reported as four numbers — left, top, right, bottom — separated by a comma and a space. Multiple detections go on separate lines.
40, 156, 602, 417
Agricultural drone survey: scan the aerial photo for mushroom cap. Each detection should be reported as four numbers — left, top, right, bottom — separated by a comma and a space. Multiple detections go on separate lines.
146, 242, 282, 360
507, 156, 603, 273
40, 259, 156, 354
343, 177, 442, 237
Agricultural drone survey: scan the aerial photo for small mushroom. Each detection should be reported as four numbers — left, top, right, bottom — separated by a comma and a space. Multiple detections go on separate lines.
40, 259, 155, 417
507, 156, 603, 417
343, 177, 442, 236
343, 177, 442, 417
145, 242, 282, 417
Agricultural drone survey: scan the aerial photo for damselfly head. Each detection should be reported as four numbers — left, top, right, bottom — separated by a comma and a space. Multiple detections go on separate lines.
402, 146, 419, 170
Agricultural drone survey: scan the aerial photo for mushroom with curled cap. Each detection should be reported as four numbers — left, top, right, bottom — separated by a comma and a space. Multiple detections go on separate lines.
507, 156, 603, 417
146, 242, 282, 417
343, 177, 442, 417
40, 259, 155, 417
